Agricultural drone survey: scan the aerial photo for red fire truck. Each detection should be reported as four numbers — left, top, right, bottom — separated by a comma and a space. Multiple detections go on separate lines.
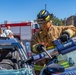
0, 21, 39, 41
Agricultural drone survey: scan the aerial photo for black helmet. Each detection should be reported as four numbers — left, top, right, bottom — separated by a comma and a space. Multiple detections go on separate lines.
37, 9, 52, 22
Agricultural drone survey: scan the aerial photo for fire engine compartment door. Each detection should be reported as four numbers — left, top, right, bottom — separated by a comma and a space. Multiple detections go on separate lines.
21, 26, 32, 40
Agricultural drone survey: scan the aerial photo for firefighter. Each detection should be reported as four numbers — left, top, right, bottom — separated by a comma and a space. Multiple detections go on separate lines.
0, 28, 6, 37
31, 9, 76, 75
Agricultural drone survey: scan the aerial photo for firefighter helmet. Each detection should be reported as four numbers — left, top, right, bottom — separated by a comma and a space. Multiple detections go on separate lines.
37, 9, 52, 22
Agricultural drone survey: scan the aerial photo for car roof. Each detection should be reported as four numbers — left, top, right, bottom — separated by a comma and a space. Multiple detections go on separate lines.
0, 37, 18, 45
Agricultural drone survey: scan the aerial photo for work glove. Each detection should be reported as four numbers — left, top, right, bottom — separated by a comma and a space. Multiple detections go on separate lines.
59, 33, 69, 42
36, 44, 44, 53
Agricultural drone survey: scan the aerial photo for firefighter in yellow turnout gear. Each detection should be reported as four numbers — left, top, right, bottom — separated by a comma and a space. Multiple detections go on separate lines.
31, 9, 76, 75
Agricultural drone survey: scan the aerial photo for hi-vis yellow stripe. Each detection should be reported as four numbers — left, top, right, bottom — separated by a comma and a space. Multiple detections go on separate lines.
61, 62, 68, 65
63, 65, 69, 68
32, 44, 37, 53
60, 62, 70, 68
34, 65, 44, 71
45, 15, 50, 21
64, 29, 74, 37
46, 46, 55, 50
42, 10, 45, 15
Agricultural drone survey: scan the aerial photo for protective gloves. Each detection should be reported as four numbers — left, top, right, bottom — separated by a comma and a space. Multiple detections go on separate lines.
59, 33, 70, 42
36, 44, 44, 53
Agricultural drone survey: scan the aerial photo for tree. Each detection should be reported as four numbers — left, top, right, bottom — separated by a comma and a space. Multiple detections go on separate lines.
51, 15, 63, 26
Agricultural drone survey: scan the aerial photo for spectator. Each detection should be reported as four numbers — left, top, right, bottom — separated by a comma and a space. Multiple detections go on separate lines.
8, 32, 14, 38
4, 25, 13, 36
0, 28, 6, 37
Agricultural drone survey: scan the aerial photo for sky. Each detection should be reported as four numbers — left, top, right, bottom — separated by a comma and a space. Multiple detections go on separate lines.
0, 0, 76, 23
